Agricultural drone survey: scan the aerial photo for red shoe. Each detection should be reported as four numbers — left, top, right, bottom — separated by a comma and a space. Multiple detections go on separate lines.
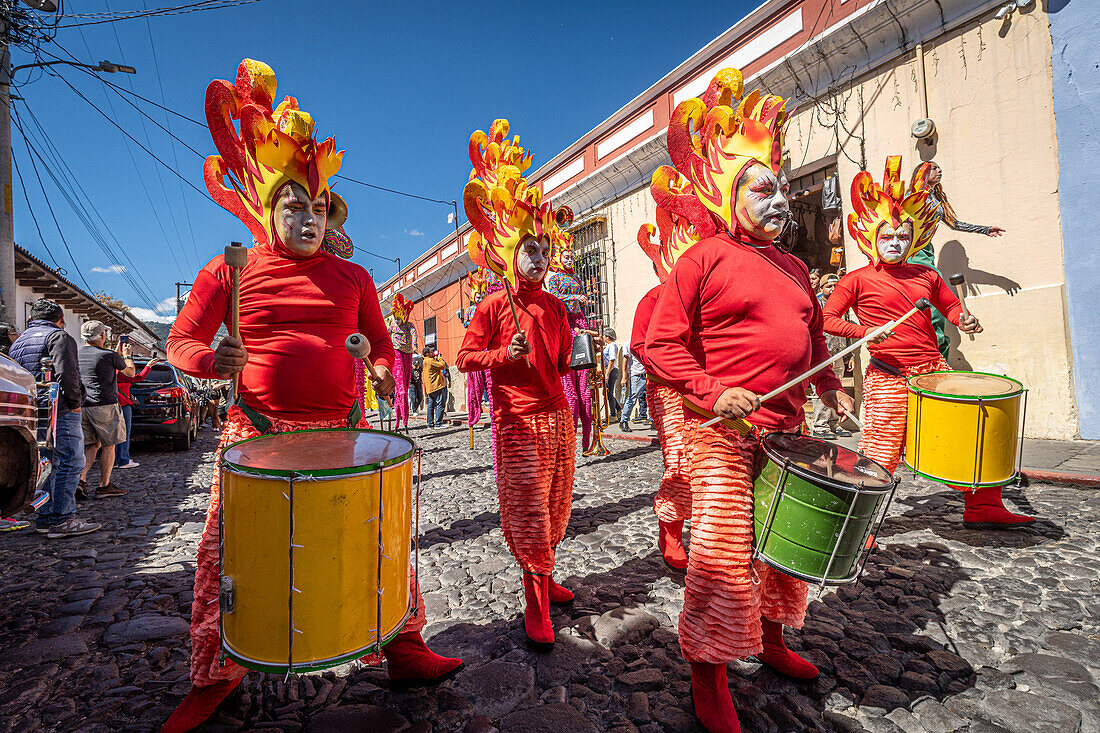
381, 630, 463, 686
690, 662, 741, 733
522, 572, 554, 651
658, 520, 689, 570
963, 486, 1035, 529
756, 619, 819, 680
548, 576, 574, 605
161, 677, 242, 733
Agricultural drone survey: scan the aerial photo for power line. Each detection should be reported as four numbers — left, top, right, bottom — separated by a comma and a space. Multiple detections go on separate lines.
334, 173, 456, 207
10, 147, 64, 272
55, 0, 268, 28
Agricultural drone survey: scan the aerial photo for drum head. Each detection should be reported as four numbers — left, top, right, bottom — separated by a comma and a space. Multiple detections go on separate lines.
909, 371, 1023, 398
222, 429, 415, 478
762, 433, 893, 490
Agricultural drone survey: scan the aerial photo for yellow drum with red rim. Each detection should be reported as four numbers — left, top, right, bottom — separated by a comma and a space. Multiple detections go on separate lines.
219, 429, 414, 673
904, 371, 1025, 487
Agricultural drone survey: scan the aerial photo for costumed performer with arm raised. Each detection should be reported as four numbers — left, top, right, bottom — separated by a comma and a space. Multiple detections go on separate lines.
644, 69, 854, 733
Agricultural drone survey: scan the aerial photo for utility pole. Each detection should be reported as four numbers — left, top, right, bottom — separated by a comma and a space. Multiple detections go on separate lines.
0, 14, 16, 326
176, 282, 192, 314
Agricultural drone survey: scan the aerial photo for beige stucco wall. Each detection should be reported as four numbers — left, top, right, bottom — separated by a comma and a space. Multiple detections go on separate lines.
597, 9, 1071, 438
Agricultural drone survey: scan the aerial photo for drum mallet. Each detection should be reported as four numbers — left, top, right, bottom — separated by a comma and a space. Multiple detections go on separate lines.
346, 333, 393, 427
948, 273, 976, 341
700, 299, 933, 429
224, 241, 248, 396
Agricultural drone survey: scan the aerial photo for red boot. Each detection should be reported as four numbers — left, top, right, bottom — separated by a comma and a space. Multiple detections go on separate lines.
658, 520, 689, 570
548, 576, 574, 605
690, 662, 741, 733
382, 630, 464, 686
962, 486, 1034, 528
522, 572, 554, 650
757, 618, 819, 680
161, 677, 242, 733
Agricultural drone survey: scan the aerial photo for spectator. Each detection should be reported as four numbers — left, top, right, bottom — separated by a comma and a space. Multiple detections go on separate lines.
422, 346, 448, 428
115, 352, 160, 469
812, 274, 853, 440
618, 343, 650, 432
602, 327, 621, 422
78, 321, 134, 499
0, 323, 19, 356
9, 299, 100, 537
409, 353, 424, 413
808, 268, 822, 295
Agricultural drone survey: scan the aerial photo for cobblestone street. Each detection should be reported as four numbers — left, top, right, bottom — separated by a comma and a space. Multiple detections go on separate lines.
1, 423, 1098, 733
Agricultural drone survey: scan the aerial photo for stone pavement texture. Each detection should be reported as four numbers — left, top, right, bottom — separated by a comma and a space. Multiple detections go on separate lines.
1, 422, 1098, 732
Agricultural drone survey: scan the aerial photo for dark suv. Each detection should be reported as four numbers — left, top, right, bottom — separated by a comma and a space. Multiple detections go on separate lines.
129, 359, 201, 450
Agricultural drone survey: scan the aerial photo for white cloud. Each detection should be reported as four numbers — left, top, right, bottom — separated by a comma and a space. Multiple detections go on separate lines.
405, 229, 424, 237
128, 295, 181, 324
91, 264, 127, 274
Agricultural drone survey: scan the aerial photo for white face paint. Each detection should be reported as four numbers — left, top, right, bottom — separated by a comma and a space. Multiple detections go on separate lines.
876, 221, 914, 263
734, 163, 790, 240
561, 249, 574, 271
516, 236, 551, 282
274, 182, 328, 257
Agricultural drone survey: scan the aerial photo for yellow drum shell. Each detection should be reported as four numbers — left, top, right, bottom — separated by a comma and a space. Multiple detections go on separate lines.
904, 371, 1024, 487
220, 429, 413, 673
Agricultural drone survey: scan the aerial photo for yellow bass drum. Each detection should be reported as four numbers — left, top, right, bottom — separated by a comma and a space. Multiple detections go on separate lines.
219, 429, 414, 673
904, 371, 1025, 488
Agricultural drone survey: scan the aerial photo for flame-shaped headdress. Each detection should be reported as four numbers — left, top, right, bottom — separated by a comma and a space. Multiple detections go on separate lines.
847, 156, 937, 265
637, 203, 703, 283
467, 268, 489, 300
463, 119, 556, 289
204, 59, 346, 248
391, 293, 413, 323
654, 68, 788, 238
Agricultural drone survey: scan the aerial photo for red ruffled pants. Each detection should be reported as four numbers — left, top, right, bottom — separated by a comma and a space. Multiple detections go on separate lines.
648, 385, 693, 523
857, 357, 948, 474
493, 407, 576, 574
679, 422, 807, 664
188, 406, 425, 686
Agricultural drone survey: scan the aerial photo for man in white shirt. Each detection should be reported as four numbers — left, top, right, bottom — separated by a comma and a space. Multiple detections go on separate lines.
619, 343, 650, 432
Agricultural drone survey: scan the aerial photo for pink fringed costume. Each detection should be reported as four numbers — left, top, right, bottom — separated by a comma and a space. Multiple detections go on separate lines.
545, 270, 593, 449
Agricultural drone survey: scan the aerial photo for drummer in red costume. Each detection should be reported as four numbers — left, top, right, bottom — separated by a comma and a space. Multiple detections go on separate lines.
822, 156, 1032, 528
162, 60, 460, 733
644, 69, 854, 733
634, 206, 702, 570
456, 120, 576, 651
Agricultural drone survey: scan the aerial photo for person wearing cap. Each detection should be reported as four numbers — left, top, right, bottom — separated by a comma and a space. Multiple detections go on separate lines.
77, 320, 134, 499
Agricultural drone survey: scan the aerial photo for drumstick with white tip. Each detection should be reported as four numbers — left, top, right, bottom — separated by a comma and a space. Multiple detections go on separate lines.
224, 241, 248, 396
948, 273, 976, 342
346, 333, 393, 426
700, 299, 933, 429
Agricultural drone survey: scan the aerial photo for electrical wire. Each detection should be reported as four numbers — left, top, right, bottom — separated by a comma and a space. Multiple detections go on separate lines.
334, 174, 457, 207
54, 0, 268, 28
10, 147, 64, 272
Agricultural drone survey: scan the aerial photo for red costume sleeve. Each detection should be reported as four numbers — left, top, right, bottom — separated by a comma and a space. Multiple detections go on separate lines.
358, 275, 395, 372
928, 271, 963, 325
630, 285, 661, 371
555, 317, 572, 377
822, 275, 869, 340
457, 299, 512, 371
167, 261, 228, 380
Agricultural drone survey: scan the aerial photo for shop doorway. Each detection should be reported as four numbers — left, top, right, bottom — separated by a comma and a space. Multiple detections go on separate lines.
785, 158, 844, 278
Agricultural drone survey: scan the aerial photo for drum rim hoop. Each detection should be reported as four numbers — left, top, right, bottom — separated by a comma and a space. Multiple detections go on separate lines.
901, 460, 1019, 488
761, 432, 894, 493
752, 551, 860, 586
906, 370, 1025, 400
220, 428, 416, 478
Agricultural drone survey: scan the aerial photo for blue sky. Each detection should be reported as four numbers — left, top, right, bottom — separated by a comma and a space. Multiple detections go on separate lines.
11, 0, 754, 323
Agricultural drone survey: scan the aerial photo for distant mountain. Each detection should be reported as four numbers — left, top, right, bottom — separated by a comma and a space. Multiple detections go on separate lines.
142, 320, 228, 349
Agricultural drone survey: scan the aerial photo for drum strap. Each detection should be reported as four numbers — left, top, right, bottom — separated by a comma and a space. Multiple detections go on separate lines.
235, 398, 364, 434
868, 357, 902, 377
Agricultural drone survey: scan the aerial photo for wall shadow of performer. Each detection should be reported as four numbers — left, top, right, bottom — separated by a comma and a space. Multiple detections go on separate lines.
936, 240, 1022, 368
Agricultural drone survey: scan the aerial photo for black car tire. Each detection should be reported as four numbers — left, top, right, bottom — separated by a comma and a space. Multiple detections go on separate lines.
173, 429, 191, 451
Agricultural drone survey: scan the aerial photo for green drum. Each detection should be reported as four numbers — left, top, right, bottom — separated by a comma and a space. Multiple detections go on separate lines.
753, 433, 897, 586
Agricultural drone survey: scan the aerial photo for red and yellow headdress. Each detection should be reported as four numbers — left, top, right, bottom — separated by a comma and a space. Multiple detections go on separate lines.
204, 59, 347, 248
463, 119, 556, 289
391, 293, 413, 323
637, 203, 703, 283
847, 156, 937, 265
467, 268, 489, 300
654, 68, 788, 238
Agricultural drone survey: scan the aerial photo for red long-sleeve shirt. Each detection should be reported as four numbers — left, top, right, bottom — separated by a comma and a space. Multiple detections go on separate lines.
457, 278, 571, 423
167, 244, 394, 422
822, 263, 962, 370
630, 284, 662, 371
645, 231, 842, 431
117, 361, 155, 407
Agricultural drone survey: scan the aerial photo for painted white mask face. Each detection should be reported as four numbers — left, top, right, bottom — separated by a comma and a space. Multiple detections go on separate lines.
561, 249, 574, 271
274, 182, 328, 257
517, 236, 551, 282
876, 221, 914, 263
734, 163, 790, 240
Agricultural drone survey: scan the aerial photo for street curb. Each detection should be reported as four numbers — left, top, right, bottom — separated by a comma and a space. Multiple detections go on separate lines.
602, 432, 659, 446
1019, 469, 1100, 488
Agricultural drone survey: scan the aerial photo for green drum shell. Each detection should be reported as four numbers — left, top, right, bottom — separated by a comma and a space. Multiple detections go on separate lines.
753, 451, 889, 584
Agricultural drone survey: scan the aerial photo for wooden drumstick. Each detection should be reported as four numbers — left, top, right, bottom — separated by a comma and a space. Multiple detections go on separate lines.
700, 299, 933, 429
949, 273, 976, 342
224, 242, 248, 395
502, 280, 531, 367
346, 333, 393, 409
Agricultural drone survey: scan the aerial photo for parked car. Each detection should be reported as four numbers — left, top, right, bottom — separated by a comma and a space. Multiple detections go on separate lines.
129, 359, 201, 450
0, 353, 50, 516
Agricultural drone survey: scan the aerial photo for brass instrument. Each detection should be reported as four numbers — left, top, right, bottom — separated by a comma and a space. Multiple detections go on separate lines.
583, 336, 611, 457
